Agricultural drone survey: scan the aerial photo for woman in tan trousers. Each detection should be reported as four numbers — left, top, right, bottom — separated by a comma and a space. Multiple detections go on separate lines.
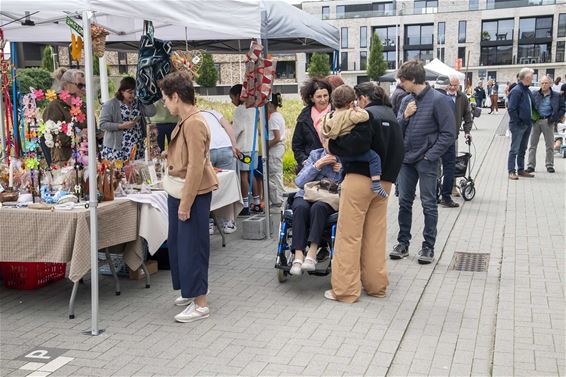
325, 83, 404, 303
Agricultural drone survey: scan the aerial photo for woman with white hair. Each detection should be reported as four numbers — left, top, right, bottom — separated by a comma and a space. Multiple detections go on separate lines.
42, 67, 87, 165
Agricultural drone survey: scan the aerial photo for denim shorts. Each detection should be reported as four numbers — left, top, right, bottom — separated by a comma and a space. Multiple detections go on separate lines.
210, 147, 236, 171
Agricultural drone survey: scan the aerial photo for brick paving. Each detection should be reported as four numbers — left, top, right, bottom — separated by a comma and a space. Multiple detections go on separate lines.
1, 110, 564, 376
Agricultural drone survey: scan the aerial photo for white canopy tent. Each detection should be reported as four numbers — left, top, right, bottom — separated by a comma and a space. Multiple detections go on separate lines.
1, 0, 338, 335
425, 58, 466, 83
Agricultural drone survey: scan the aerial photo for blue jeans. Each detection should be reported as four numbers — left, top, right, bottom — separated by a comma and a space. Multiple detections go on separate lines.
341, 149, 382, 178
440, 142, 456, 201
508, 123, 532, 173
210, 146, 236, 170
397, 158, 439, 249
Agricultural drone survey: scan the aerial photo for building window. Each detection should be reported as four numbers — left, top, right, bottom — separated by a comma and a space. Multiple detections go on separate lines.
372, 2, 395, 16
487, 71, 497, 82
384, 51, 397, 69
118, 51, 128, 74
214, 63, 221, 83
518, 43, 552, 64
360, 26, 367, 48
374, 26, 397, 47
557, 41, 565, 63
480, 45, 513, 65
322, 6, 330, 20
404, 49, 433, 63
360, 51, 368, 70
558, 13, 566, 37
341, 27, 348, 48
458, 47, 466, 66
336, 5, 345, 19
437, 22, 445, 45
519, 16, 553, 40
405, 24, 434, 46
458, 21, 467, 43
340, 52, 348, 71
437, 47, 445, 62
482, 19, 514, 41
469, 0, 479, 10
546, 68, 555, 80
275, 61, 296, 79
414, 0, 438, 14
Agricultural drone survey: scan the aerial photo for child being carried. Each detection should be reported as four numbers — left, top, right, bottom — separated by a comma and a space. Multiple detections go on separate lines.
321, 84, 387, 198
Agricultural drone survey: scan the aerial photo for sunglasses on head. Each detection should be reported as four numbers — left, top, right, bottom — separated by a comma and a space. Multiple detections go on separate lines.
74, 82, 86, 89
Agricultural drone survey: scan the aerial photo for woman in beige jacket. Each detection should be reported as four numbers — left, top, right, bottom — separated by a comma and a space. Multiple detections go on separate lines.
159, 71, 218, 323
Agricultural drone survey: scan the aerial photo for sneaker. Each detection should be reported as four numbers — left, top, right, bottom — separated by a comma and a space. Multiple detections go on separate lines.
390, 244, 409, 260
324, 289, 337, 301
209, 222, 215, 235
174, 302, 209, 323
525, 167, 535, 173
417, 247, 434, 265
238, 207, 250, 217
301, 256, 316, 271
518, 171, 534, 178
251, 204, 263, 214
508, 172, 519, 180
547, 167, 555, 173
222, 220, 237, 234
174, 289, 211, 306
439, 199, 460, 208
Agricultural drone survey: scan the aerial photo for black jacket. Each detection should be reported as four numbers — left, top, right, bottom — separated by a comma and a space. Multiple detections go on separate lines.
292, 105, 323, 170
329, 101, 404, 183
390, 85, 409, 117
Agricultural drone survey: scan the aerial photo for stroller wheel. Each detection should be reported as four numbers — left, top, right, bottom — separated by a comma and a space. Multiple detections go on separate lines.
462, 183, 476, 201
277, 269, 288, 283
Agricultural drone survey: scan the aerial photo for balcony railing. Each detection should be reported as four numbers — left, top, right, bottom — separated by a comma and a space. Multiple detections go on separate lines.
310, 0, 559, 19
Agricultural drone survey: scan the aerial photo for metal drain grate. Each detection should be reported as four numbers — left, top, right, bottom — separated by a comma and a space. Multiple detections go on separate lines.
449, 252, 490, 272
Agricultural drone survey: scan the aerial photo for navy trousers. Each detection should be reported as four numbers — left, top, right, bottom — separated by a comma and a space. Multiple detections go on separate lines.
291, 197, 335, 252
167, 192, 212, 298
157, 123, 177, 152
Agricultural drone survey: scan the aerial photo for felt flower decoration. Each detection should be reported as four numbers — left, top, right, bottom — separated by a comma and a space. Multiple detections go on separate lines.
26, 140, 39, 152
24, 157, 40, 170
75, 113, 86, 123
60, 122, 69, 135
70, 105, 82, 117
38, 122, 46, 136
46, 90, 57, 101
59, 90, 71, 102
71, 96, 82, 107
33, 89, 45, 101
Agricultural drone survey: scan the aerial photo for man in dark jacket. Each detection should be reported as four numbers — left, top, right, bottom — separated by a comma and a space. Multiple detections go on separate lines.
390, 83, 409, 117
474, 82, 486, 108
507, 68, 535, 180
390, 61, 456, 265
527, 75, 566, 173
439, 75, 474, 206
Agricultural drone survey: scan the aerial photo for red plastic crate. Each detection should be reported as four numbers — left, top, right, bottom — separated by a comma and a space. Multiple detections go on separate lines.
0, 262, 66, 290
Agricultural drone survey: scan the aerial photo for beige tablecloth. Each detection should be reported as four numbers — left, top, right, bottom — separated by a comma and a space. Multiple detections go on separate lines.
0, 200, 143, 282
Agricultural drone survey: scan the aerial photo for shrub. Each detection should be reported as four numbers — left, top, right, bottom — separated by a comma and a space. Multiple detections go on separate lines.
308, 52, 331, 78
10, 68, 53, 94
196, 53, 218, 89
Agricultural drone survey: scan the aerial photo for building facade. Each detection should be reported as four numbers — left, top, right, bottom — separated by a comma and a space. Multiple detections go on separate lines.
301, 0, 566, 87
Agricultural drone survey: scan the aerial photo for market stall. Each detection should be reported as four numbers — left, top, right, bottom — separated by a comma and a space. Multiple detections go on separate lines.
0, 0, 338, 335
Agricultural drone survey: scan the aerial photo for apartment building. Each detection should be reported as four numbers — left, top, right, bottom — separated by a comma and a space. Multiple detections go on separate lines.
301, 0, 566, 87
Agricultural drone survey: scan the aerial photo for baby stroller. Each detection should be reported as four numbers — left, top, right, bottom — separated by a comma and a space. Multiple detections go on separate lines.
437, 138, 476, 201
274, 192, 338, 283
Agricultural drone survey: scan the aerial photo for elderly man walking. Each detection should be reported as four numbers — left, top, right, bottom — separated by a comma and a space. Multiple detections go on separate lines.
507, 68, 535, 180
526, 75, 565, 174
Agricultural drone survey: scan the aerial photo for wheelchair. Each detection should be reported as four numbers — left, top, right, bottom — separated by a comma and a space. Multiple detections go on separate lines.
274, 192, 338, 283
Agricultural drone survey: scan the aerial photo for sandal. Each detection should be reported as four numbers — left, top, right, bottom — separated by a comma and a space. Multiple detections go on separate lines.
289, 259, 303, 276
301, 256, 317, 271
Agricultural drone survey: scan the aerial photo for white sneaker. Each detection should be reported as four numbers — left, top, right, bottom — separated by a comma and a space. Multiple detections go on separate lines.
222, 220, 237, 234
174, 289, 211, 306
174, 302, 210, 323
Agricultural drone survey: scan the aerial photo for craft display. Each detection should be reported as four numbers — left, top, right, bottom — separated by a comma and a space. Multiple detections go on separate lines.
240, 40, 276, 108
91, 23, 109, 58
171, 50, 203, 79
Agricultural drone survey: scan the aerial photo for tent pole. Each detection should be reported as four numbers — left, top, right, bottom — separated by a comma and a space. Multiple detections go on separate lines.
0, 86, 4, 156
83, 10, 101, 336
99, 53, 109, 103
248, 107, 259, 213
262, 38, 271, 238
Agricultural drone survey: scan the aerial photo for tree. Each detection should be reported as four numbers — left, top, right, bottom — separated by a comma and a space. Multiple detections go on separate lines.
13, 68, 53, 94
196, 53, 218, 88
367, 33, 388, 81
42, 45, 54, 72
307, 52, 331, 78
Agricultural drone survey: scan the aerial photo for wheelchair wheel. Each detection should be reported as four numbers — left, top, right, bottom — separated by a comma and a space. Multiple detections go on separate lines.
462, 182, 476, 201
277, 269, 288, 283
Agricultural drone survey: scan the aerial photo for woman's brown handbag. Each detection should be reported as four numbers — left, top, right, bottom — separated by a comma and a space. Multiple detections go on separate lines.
303, 178, 340, 210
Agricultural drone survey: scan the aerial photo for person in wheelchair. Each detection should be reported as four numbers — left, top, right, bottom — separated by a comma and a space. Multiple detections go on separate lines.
289, 136, 343, 275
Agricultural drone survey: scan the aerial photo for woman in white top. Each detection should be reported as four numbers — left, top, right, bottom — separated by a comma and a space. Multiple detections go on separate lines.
200, 109, 239, 234
267, 93, 286, 207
